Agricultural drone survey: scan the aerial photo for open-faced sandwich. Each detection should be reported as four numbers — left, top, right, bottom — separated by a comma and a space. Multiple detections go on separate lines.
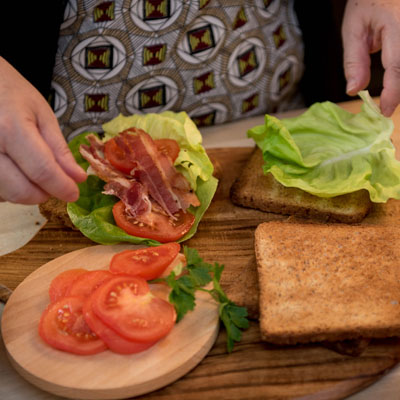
231, 91, 400, 222
57, 112, 218, 245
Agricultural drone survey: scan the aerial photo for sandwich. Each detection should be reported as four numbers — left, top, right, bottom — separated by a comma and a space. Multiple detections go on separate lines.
41, 111, 218, 245
254, 220, 400, 345
231, 91, 400, 222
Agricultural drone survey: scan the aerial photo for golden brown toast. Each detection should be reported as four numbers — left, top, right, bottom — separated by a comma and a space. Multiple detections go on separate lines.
39, 197, 75, 229
230, 147, 372, 223
255, 221, 400, 345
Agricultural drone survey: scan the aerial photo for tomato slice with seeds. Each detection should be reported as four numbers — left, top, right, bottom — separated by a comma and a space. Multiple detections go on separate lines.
105, 136, 180, 174
66, 270, 114, 298
104, 137, 137, 175
155, 138, 180, 162
83, 292, 156, 354
109, 243, 181, 280
91, 275, 176, 343
38, 296, 107, 355
112, 200, 195, 243
48, 268, 88, 303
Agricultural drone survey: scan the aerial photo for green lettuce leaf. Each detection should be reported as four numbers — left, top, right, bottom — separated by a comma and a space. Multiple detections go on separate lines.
66, 114, 218, 246
248, 91, 400, 202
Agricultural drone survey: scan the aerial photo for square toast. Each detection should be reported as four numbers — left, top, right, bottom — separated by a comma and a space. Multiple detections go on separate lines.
255, 221, 400, 345
230, 147, 372, 223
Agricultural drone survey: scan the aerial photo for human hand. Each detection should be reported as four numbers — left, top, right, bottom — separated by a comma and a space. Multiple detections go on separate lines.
0, 57, 86, 204
342, 0, 400, 116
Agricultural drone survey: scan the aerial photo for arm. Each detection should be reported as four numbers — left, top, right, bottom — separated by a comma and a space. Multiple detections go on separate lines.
342, 0, 400, 116
0, 57, 86, 204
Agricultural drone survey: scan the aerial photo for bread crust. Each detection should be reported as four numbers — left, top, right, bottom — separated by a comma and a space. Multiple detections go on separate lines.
255, 221, 400, 345
38, 197, 76, 229
230, 147, 372, 223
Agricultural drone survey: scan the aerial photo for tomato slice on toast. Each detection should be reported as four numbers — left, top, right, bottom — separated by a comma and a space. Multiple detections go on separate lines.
109, 243, 180, 280
91, 275, 176, 343
39, 296, 107, 355
104, 135, 180, 174
104, 137, 137, 174
155, 138, 180, 162
112, 200, 195, 243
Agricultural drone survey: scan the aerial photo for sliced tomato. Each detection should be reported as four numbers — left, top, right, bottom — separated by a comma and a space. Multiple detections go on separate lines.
91, 276, 176, 343
104, 137, 137, 174
83, 292, 156, 354
66, 270, 114, 298
109, 243, 181, 280
155, 138, 180, 162
112, 200, 195, 243
38, 296, 107, 355
48, 268, 88, 303
105, 135, 179, 174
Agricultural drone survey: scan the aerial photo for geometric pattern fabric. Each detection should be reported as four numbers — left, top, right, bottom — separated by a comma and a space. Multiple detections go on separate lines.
51, 0, 304, 140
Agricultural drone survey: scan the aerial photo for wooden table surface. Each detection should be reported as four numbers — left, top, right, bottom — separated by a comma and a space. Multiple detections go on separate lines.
2, 99, 400, 400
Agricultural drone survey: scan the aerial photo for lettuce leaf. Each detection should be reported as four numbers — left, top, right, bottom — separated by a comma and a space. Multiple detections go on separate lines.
66, 113, 218, 246
248, 91, 400, 202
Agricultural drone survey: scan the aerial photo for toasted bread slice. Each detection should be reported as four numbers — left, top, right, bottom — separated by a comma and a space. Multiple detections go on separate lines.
39, 197, 76, 229
255, 221, 400, 345
230, 147, 372, 223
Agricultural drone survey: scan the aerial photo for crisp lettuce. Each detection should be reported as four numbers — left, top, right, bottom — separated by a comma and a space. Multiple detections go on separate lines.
248, 91, 400, 202
66, 112, 218, 246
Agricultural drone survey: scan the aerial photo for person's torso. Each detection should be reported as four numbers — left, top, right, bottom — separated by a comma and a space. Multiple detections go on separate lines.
51, 0, 304, 140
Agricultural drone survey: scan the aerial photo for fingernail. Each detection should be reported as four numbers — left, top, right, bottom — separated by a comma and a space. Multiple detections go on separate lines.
381, 105, 394, 117
346, 79, 358, 94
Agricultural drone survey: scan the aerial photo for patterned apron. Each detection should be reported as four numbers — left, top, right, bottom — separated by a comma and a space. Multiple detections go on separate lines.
51, 0, 304, 140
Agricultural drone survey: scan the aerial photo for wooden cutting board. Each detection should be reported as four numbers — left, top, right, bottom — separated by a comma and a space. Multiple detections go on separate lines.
1, 244, 219, 400
2, 146, 400, 400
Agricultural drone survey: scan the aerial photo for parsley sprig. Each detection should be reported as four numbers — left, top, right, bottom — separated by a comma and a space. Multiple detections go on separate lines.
155, 246, 249, 352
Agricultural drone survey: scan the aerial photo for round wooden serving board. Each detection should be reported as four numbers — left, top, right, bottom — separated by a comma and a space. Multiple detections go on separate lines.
1, 244, 220, 400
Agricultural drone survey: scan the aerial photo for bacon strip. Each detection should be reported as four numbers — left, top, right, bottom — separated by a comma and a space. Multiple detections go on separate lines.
80, 130, 200, 219
115, 130, 196, 217
103, 181, 151, 216
80, 135, 126, 184
79, 134, 151, 217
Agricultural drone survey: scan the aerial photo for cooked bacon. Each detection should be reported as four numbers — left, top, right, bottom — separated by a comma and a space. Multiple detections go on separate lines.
80, 130, 200, 219
103, 181, 151, 217
79, 134, 151, 217
80, 134, 126, 183
115, 130, 186, 217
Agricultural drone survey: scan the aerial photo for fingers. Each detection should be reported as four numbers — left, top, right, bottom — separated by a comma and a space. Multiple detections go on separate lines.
3, 120, 82, 203
379, 29, 400, 116
37, 103, 87, 184
341, 4, 371, 95
0, 57, 87, 205
0, 153, 50, 204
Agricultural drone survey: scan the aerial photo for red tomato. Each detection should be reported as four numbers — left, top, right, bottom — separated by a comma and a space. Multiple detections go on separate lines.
38, 296, 107, 355
83, 292, 156, 354
104, 137, 137, 174
109, 243, 181, 280
155, 138, 180, 162
112, 200, 195, 243
48, 268, 88, 303
104, 136, 180, 173
91, 276, 176, 343
66, 270, 114, 298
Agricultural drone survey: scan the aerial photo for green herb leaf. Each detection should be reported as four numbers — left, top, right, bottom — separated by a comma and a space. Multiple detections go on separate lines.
156, 246, 249, 352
